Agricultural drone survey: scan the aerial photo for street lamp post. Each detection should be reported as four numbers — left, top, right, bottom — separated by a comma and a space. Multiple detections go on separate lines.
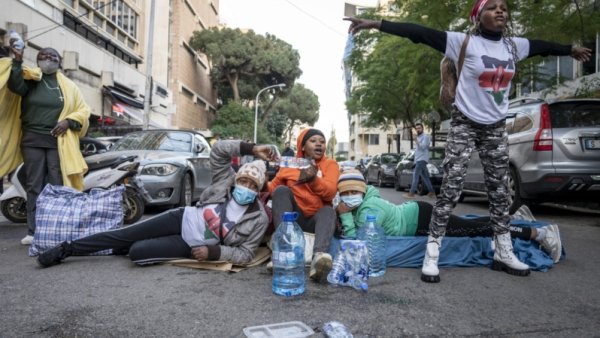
254, 83, 286, 143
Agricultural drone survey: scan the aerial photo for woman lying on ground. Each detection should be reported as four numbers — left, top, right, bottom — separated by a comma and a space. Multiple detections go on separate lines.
335, 169, 561, 263
37, 140, 277, 268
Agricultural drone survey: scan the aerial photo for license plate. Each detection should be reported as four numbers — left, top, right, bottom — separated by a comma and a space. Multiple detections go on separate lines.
585, 139, 600, 149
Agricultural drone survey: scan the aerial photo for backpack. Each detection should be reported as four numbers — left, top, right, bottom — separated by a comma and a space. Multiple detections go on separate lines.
439, 34, 471, 109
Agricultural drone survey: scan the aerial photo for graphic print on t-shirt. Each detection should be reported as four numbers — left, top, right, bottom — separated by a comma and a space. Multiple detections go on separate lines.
202, 204, 236, 240
478, 55, 515, 106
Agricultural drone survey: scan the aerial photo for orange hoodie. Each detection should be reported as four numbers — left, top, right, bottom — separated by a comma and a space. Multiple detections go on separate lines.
268, 129, 340, 217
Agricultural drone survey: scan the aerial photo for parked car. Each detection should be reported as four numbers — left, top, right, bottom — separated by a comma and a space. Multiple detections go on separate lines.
80, 137, 112, 157
394, 147, 445, 194
356, 156, 372, 175
338, 160, 357, 173
460, 98, 600, 213
96, 136, 123, 150
365, 153, 404, 187
84, 129, 212, 208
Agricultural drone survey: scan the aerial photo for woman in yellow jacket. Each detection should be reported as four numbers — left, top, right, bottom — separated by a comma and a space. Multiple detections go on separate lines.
4, 40, 90, 245
268, 128, 340, 282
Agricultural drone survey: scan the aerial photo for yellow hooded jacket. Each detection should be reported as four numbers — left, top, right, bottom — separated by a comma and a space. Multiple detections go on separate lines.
0, 57, 90, 190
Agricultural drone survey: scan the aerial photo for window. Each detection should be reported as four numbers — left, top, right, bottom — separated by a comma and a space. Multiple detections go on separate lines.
368, 134, 379, 145
512, 113, 533, 134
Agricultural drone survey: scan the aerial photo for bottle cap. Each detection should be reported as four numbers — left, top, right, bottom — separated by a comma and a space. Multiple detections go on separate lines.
282, 212, 298, 222
366, 214, 376, 222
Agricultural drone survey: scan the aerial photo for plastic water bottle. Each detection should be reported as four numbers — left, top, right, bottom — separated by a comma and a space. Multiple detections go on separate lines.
357, 214, 387, 277
327, 240, 368, 292
323, 321, 354, 338
272, 212, 305, 297
327, 248, 347, 286
9, 30, 25, 51
279, 156, 312, 169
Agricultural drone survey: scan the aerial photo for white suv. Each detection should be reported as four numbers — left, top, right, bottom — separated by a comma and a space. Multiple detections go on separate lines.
461, 98, 600, 212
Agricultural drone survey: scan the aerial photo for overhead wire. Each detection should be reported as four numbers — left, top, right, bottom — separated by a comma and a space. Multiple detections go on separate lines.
282, 0, 347, 38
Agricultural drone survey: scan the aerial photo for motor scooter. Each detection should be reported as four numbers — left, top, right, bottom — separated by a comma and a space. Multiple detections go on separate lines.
0, 155, 145, 225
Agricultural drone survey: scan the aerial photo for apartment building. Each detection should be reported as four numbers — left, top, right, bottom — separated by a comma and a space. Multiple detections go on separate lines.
2, 0, 219, 135
343, 1, 411, 161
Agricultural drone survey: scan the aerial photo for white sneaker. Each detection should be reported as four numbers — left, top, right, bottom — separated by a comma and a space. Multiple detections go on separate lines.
511, 205, 536, 222
21, 235, 33, 245
309, 252, 332, 282
421, 235, 441, 283
540, 224, 562, 263
492, 233, 530, 276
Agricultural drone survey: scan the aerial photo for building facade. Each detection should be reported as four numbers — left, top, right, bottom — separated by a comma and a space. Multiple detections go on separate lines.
2, 0, 219, 136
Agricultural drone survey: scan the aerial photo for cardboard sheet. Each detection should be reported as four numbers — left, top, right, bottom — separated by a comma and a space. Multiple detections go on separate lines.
167, 246, 271, 272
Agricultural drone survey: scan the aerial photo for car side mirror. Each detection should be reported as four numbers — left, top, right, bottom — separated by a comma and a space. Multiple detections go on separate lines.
194, 143, 205, 153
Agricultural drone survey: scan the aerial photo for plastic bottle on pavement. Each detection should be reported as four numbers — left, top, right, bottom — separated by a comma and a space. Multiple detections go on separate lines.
323, 321, 354, 338
271, 212, 305, 297
327, 240, 369, 291
278, 156, 312, 169
327, 247, 347, 286
357, 214, 387, 277
9, 30, 25, 51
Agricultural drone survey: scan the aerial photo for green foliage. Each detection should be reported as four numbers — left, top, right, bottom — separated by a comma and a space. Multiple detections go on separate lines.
274, 83, 320, 141
189, 28, 302, 104
210, 101, 254, 141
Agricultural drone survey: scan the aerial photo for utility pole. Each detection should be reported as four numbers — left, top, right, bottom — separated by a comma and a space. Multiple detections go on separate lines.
143, 0, 156, 130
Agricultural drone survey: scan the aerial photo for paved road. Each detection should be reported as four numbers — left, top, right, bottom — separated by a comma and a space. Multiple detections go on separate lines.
1, 188, 599, 337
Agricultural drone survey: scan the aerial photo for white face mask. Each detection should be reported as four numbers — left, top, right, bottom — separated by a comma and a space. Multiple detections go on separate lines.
38, 59, 59, 74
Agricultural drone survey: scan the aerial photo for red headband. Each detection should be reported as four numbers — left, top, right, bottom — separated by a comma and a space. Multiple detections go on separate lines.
470, 0, 489, 25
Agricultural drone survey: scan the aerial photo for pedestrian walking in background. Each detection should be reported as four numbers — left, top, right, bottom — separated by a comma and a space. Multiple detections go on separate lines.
281, 141, 295, 157
4, 40, 91, 246
404, 123, 436, 199
345, 0, 590, 283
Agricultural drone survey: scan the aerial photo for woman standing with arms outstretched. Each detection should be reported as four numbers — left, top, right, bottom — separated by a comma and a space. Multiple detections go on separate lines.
345, 0, 591, 283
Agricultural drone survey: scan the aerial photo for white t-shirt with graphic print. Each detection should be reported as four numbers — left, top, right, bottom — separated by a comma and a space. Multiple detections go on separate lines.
445, 32, 529, 124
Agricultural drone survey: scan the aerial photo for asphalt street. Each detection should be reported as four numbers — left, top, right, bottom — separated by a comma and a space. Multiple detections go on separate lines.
1, 187, 599, 337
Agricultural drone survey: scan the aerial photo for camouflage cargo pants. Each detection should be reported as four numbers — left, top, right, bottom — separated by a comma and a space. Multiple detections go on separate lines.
429, 108, 511, 238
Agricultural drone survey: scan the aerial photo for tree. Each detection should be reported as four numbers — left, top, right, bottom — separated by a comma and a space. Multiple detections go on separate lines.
274, 84, 320, 142
189, 28, 302, 105
209, 101, 254, 141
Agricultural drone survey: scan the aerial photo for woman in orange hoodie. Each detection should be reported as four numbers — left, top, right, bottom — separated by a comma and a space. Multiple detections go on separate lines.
269, 128, 340, 282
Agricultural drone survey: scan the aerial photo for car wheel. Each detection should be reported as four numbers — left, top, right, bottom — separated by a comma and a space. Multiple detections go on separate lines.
416, 180, 427, 195
122, 187, 145, 225
508, 167, 522, 214
179, 173, 193, 207
0, 197, 27, 223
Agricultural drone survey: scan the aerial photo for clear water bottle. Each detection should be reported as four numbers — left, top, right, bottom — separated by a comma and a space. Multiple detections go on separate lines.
327, 240, 368, 292
9, 30, 25, 51
323, 321, 354, 338
272, 212, 305, 297
279, 156, 312, 169
327, 248, 347, 286
357, 214, 387, 277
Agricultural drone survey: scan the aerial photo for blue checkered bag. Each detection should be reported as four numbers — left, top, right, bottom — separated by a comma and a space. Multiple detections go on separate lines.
29, 184, 125, 256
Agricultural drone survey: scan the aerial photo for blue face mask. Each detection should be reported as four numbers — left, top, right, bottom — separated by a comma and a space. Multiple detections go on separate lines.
232, 185, 258, 205
340, 194, 363, 209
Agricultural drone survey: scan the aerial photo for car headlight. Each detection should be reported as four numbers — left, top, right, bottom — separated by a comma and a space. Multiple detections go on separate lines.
427, 163, 439, 175
140, 163, 179, 176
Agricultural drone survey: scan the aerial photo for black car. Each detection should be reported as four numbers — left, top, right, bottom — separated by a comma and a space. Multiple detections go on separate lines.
365, 153, 405, 187
394, 147, 445, 194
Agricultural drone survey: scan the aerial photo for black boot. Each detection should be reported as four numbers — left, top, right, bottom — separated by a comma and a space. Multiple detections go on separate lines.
37, 241, 72, 268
